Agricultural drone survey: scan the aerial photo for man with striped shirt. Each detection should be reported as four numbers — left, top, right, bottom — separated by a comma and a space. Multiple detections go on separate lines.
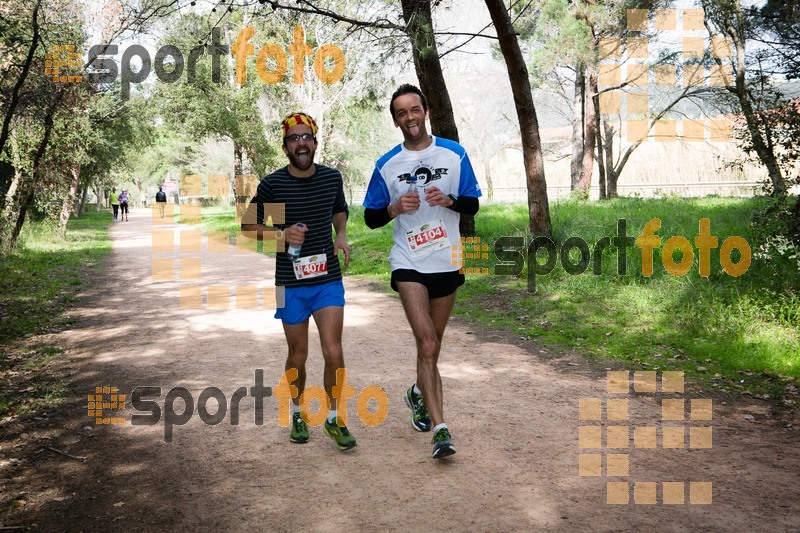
241, 112, 356, 451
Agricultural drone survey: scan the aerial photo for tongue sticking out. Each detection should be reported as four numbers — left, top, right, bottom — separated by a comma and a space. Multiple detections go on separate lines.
409, 124, 419, 137
297, 152, 310, 168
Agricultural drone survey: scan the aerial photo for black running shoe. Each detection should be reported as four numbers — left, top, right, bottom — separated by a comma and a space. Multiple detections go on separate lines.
431, 427, 456, 459
405, 385, 432, 432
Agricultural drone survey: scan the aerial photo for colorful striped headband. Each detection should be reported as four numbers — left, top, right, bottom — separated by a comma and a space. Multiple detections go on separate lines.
282, 113, 318, 136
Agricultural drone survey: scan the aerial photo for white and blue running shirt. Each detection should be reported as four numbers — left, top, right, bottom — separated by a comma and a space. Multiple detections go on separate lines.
363, 136, 482, 273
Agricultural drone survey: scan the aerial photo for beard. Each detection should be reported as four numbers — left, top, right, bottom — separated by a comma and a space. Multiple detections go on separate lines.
286, 148, 314, 171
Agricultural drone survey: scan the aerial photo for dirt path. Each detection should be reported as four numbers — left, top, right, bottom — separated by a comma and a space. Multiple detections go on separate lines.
2, 207, 799, 531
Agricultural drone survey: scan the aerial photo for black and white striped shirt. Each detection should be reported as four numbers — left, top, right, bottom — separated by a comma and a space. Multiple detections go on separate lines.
252, 165, 348, 287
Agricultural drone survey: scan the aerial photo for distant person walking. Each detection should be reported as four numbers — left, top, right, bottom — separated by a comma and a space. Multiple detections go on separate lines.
155, 186, 167, 218
109, 188, 120, 220
119, 189, 130, 221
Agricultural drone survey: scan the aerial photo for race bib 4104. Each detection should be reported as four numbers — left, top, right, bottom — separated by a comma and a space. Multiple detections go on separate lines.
406, 219, 449, 257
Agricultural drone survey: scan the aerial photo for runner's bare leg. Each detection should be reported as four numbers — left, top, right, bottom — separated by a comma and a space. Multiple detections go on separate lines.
283, 320, 309, 408
398, 283, 456, 427
312, 305, 346, 414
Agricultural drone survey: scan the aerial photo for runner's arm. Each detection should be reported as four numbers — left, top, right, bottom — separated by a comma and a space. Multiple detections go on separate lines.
364, 206, 392, 229
365, 195, 420, 228
240, 179, 282, 241
241, 223, 284, 241
447, 195, 479, 216
332, 211, 350, 268
363, 165, 396, 229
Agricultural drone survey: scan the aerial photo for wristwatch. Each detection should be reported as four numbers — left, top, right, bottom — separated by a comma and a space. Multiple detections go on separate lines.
447, 194, 458, 210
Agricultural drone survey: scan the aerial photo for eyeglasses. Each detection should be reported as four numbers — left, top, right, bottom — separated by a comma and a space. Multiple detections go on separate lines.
285, 133, 315, 143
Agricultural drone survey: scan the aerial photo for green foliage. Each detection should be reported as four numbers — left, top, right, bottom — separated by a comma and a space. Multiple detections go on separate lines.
322, 94, 388, 202
528, 0, 595, 70
125, 129, 196, 186
152, 13, 281, 177
0, 210, 112, 341
146, 8, 395, 197
751, 196, 800, 295
732, 86, 800, 195
758, 0, 800, 79
704, 1, 800, 198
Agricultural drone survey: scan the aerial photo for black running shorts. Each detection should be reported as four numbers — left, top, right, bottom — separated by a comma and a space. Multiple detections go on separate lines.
390, 269, 465, 299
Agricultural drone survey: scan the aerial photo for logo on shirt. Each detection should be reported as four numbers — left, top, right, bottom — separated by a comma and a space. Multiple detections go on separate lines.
397, 163, 448, 186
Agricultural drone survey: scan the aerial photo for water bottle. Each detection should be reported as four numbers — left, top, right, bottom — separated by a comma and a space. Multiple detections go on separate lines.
406, 175, 418, 215
287, 223, 304, 262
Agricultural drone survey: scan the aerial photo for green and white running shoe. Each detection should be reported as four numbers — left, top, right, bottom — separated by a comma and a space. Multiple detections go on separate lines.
290, 412, 309, 443
323, 418, 357, 451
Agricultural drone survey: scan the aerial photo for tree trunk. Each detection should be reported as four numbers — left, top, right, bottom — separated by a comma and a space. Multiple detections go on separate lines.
11, 188, 35, 243
95, 185, 103, 211
0, 0, 42, 157
485, 0, 551, 236
233, 141, 244, 206
570, 65, 585, 189
400, 0, 459, 142
604, 119, 618, 199
1, 135, 23, 247
789, 196, 800, 244
79, 180, 89, 215
73, 184, 82, 213
596, 114, 606, 200
59, 163, 81, 233
577, 68, 597, 192
3, 169, 21, 223
727, 6, 786, 195
400, 0, 474, 235
10, 88, 63, 244
0, 160, 12, 211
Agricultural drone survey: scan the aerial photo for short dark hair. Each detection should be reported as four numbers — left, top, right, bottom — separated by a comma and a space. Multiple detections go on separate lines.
390, 84, 428, 120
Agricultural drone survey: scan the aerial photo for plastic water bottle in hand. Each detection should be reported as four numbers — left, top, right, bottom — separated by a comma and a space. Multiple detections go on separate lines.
287, 223, 304, 262
406, 175, 418, 215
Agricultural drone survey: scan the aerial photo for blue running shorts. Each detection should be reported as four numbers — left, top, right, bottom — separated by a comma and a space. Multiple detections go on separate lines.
274, 280, 345, 325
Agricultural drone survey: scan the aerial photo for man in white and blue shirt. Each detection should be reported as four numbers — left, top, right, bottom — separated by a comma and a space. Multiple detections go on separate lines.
363, 84, 481, 459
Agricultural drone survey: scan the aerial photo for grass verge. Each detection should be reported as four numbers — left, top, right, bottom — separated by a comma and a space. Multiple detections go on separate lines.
0, 210, 113, 421
188, 198, 800, 405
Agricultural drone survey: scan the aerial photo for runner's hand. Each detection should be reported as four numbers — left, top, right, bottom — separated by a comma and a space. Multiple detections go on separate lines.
392, 191, 420, 215
285, 223, 307, 245
334, 234, 350, 269
424, 186, 453, 207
